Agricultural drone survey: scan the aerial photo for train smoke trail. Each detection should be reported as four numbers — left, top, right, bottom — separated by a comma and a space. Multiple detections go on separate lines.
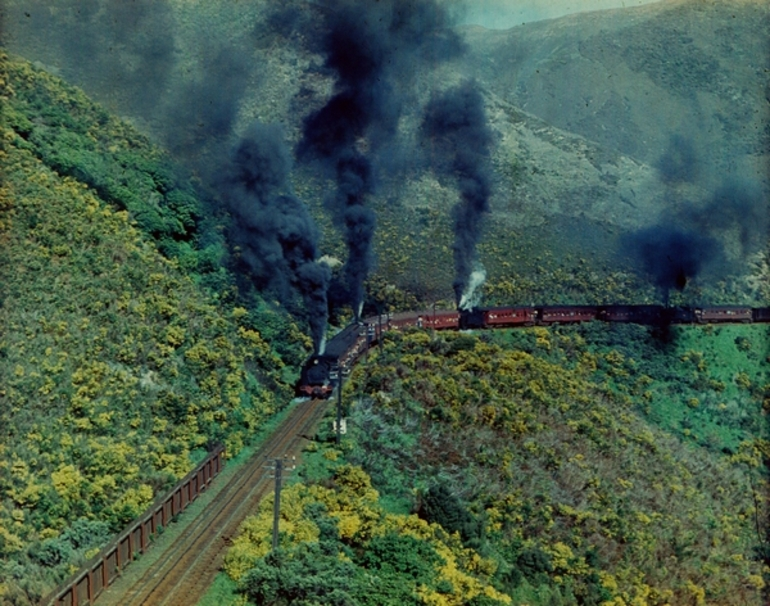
6, 1, 256, 176
630, 137, 767, 302
629, 226, 720, 302
4, 0, 177, 120
294, 0, 463, 319
164, 44, 251, 164
224, 124, 330, 352
686, 179, 767, 257
420, 81, 493, 308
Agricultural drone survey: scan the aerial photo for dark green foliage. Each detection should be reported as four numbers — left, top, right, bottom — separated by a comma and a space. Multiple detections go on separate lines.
238, 545, 359, 606
735, 336, 752, 352
466, 594, 510, 606
28, 538, 74, 568
244, 302, 310, 370
419, 483, 476, 542
357, 532, 443, 583
60, 518, 111, 550
516, 548, 554, 582
4, 57, 219, 276
351, 570, 423, 606
573, 572, 613, 606
303, 502, 340, 547
28, 519, 110, 567
448, 334, 477, 355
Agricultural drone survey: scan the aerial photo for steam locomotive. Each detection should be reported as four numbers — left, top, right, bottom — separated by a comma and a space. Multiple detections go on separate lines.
296, 304, 770, 398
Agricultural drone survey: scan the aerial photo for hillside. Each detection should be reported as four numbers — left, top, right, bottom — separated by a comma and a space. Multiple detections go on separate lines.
217, 325, 769, 605
0, 53, 309, 604
463, 0, 769, 175
0, 1, 768, 604
2, 0, 767, 308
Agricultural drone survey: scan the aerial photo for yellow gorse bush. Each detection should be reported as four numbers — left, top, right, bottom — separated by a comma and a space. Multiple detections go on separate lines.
224, 465, 510, 604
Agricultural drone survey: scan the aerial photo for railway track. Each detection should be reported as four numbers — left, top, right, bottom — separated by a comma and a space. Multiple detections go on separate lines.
96, 398, 328, 606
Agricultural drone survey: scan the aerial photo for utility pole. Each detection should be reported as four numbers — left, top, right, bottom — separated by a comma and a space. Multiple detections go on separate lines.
268, 456, 294, 551
329, 364, 343, 445
366, 322, 375, 359
336, 366, 343, 445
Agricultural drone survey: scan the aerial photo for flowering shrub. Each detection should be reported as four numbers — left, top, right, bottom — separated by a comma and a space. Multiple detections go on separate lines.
0, 52, 305, 601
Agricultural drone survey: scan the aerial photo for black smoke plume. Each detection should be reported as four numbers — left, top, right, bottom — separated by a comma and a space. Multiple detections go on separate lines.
224, 124, 330, 352
420, 81, 493, 307
164, 45, 251, 164
629, 124, 768, 304
627, 178, 766, 302
684, 179, 767, 256
4, 0, 177, 121
3, 1, 255, 173
294, 0, 464, 318
629, 226, 720, 299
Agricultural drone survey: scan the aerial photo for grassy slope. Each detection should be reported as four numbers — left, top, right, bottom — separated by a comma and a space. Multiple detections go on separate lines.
0, 53, 308, 604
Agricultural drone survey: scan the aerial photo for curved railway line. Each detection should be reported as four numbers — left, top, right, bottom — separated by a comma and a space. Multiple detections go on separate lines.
95, 398, 328, 606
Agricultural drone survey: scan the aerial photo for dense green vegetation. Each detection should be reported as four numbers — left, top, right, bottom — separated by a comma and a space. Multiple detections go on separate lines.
222, 464, 510, 606
2, 31, 769, 606
0, 52, 309, 603
222, 326, 768, 605
1, 52, 223, 280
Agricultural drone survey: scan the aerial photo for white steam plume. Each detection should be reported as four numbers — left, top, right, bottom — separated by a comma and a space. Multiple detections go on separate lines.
458, 265, 487, 310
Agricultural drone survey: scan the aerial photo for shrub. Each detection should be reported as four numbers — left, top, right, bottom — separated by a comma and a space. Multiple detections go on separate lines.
419, 483, 475, 542
357, 532, 443, 583
238, 544, 359, 606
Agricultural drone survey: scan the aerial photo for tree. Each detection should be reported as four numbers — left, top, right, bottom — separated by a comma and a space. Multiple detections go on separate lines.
419, 483, 477, 542
238, 544, 359, 606
357, 532, 442, 583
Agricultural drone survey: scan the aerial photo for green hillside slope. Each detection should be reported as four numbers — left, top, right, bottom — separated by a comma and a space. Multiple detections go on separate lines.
221, 326, 768, 605
343, 328, 768, 604
0, 52, 308, 604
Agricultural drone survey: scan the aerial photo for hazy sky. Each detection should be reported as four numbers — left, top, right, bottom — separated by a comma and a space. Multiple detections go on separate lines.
456, 0, 664, 29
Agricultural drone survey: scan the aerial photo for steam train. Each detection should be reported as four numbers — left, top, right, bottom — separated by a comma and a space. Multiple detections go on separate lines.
296, 304, 770, 398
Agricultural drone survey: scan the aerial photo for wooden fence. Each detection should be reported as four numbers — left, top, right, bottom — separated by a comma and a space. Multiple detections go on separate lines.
39, 444, 225, 606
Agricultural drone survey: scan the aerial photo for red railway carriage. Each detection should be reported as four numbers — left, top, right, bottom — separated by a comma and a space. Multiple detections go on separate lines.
695, 307, 753, 324
484, 307, 535, 327
366, 310, 460, 331
422, 309, 460, 329
380, 311, 421, 331
539, 306, 598, 324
